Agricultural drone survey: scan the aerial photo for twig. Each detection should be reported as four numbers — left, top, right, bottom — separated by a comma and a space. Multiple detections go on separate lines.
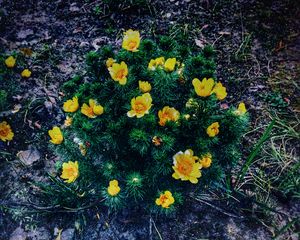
190, 195, 244, 219
150, 217, 163, 240
0, 198, 106, 213
149, 216, 153, 240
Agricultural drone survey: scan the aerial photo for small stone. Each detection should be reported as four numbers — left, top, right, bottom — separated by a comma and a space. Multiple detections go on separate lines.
9, 227, 27, 240
61, 228, 75, 240
79, 41, 90, 48
27, 227, 51, 240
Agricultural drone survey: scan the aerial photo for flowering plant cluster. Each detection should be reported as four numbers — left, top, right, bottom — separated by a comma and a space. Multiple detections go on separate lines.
45, 30, 249, 214
0, 53, 32, 144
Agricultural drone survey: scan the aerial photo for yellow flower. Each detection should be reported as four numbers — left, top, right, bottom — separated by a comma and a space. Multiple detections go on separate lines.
155, 191, 175, 208
21, 69, 31, 78
172, 149, 202, 184
148, 59, 156, 70
200, 153, 212, 168
108, 61, 128, 85
127, 93, 153, 118
64, 116, 73, 127
106, 58, 116, 68
122, 29, 140, 52
60, 161, 79, 183
148, 57, 165, 70
164, 58, 176, 72
107, 180, 121, 196
139, 80, 151, 93
63, 96, 79, 113
206, 122, 220, 137
0, 121, 14, 142
48, 126, 63, 144
212, 82, 227, 100
158, 106, 180, 126
5, 56, 16, 68
81, 99, 104, 118
192, 78, 214, 97
235, 102, 247, 115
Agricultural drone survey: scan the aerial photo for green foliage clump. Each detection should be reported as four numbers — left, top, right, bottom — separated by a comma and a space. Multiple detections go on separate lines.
45, 31, 249, 215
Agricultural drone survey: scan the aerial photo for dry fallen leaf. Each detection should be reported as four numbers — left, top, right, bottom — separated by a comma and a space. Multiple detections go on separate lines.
34, 121, 42, 129
220, 103, 229, 109
17, 148, 40, 166
20, 48, 33, 56
218, 31, 231, 35
92, 37, 109, 50
195, 39, 205, 49
12, 104, 22, 113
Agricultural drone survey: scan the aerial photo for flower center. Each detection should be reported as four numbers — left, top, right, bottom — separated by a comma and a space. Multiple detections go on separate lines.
0, 127, 9, 137
162, 112, 170, 119
87, 106, 95, 116
159, 195, 168, 204
66, 167, 77, 178
177, 159, 193, 175
134, 102, 147, 113
128, 41, 137, 49
116, 69, 125, 80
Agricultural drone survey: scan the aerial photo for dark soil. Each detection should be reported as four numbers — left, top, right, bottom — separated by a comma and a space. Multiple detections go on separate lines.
0, 0, 299, 239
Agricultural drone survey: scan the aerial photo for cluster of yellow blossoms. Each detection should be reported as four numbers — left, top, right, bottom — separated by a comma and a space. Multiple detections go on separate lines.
172, 149, 212, 184
45, 29, 248, 210
48, 96, 104, 181
158, 106, 180, 126
63, 96, 104, 118
148, 57, 177, 72
0, 55, 34, 143
192, 78, 227, 100
5, 56, 32, 78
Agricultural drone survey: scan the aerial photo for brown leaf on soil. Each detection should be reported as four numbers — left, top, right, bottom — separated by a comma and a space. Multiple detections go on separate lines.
195, 39, 205, 49
274, 40, 285, 52
34, 121, 42, 129
17, 148, 41, 166
20, 48, 33, 56
220, 103, 229, 109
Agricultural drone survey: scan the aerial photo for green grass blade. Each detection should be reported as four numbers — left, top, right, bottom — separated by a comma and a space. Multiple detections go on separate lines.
237, 119, 276, 183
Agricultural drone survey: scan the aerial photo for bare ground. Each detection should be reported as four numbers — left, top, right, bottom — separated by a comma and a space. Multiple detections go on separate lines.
0, 0, 299, 239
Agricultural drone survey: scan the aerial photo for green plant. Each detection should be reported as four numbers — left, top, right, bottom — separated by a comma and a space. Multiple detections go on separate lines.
234, 33, 252, 62
261, 91, 289, 111
42, 30, 249, 215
